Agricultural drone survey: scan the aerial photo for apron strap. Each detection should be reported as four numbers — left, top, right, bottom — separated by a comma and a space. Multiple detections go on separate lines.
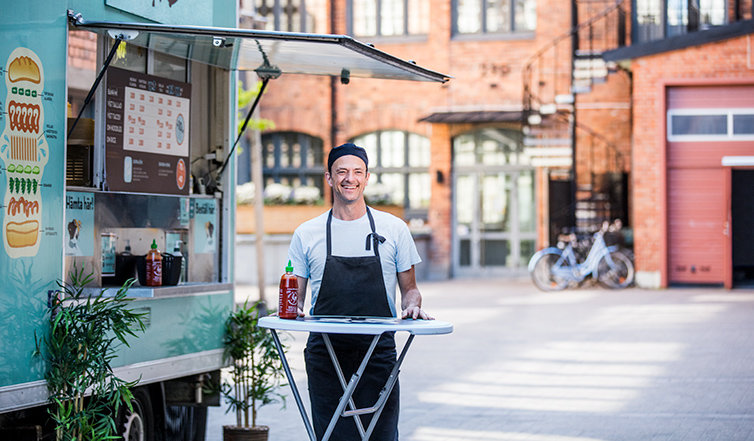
326, 208, 383, 258
326, 210, 333, 257
364, 207, 384, 257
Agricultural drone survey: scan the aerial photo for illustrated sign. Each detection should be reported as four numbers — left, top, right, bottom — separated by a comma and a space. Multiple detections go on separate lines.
1, 48, 50, 257
105, 67, 190, 195
193, 199, 216, 254
64, 192, 94, 257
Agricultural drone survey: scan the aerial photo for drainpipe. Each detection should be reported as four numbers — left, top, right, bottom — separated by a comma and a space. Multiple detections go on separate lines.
570, 0, 579, 228
330, 1, 338, 151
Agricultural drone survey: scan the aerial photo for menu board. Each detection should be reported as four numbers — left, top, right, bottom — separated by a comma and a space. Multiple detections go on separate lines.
105, 67, 190, 194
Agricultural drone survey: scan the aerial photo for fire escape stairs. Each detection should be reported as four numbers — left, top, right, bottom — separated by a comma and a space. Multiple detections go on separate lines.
522, 0, 627, 232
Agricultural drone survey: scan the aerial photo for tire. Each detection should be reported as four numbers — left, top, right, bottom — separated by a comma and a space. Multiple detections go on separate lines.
530, 251, 570, 291
121, 388, 155, 441
597, 250, 635, 289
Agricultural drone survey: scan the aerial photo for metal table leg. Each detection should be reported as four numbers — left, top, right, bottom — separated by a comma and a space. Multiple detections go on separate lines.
269, 329, 317, 441
321, 334, 381, 441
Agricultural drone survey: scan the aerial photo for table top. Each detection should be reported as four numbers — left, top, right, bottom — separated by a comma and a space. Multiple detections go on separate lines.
258, 316, 453, 336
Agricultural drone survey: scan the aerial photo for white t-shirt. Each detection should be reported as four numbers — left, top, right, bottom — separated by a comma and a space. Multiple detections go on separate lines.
288, 207, 421, 317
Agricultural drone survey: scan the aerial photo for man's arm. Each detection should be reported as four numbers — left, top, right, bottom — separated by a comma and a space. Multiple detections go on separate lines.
296, 276, 308, 317
397, 266, 434, 320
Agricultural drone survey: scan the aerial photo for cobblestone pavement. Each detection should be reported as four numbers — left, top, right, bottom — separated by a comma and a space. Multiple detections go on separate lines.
206, 278, 754, 441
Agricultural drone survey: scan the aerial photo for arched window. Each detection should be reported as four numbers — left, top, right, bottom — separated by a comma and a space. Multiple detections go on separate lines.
261, 132, 325, 194
351, 130, 431, 219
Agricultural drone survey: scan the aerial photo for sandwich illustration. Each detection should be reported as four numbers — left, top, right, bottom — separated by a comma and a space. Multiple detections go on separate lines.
1, 48, 48, 257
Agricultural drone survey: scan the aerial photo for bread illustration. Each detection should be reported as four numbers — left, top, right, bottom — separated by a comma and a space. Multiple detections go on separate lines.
8, 56, 40, 84
2, 47, 47, 257
6, 220, 39, 248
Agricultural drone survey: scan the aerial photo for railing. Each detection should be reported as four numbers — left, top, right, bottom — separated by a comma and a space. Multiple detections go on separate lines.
522, 0, 628, 118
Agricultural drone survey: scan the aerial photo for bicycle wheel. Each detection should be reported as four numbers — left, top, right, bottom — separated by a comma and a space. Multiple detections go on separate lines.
597, 250, 635, 289
530, 251, 570, 291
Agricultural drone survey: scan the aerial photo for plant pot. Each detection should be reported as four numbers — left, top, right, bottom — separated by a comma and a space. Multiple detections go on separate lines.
223, 425, 270, 441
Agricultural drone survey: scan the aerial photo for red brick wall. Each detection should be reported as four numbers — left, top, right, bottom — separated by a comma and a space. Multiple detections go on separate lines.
259, 0, 578, 278
631, 34, 754, 287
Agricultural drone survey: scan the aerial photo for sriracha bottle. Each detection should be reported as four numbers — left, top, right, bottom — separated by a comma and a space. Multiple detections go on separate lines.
278, 260, 298, 319
145, 239, 162, 286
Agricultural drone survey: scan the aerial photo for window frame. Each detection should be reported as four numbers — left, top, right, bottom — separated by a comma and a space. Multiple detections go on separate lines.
451, 0, 537, 38
351, 130, 432, 220
261, 132, 325, 191
666, 108, 754, 142
348, 0, 429, 39
255, 0, 310, 32
631, 0, 729, 44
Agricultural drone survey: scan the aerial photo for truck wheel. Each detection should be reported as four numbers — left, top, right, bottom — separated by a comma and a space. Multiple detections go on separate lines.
121, 388, 154, 441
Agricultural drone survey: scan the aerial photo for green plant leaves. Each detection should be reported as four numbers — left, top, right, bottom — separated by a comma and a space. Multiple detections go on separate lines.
221, 300, 287, 428
36, 263, 146, 441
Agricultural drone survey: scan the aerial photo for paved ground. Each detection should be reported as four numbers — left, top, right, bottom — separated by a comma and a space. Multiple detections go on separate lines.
206, 278, 754, 441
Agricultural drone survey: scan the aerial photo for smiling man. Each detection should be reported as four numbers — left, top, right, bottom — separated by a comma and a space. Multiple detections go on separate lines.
287, 142, 432, 440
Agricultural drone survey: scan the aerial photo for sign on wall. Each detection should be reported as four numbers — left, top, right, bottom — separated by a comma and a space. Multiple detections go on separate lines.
105, 67, 190, 195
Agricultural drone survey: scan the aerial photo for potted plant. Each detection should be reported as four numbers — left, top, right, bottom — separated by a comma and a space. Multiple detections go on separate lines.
36, 264, 146, 441
221, 301, 286, 441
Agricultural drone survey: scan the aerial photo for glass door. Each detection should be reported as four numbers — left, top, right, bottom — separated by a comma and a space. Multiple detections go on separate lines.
453, 129, 536, 276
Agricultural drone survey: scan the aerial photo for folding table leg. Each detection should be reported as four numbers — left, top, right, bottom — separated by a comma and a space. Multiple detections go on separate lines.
360, 334, 414, 440
269, 329, 317, 441
321, 334, 381, 441
322, 334, 367, 438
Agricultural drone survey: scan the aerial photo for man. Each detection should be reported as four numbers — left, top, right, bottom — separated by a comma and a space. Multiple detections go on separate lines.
287, 143, 432, 440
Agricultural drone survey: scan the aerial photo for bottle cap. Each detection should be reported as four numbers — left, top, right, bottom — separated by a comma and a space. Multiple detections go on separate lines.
286, 259, 293, 272
151, 239, 158, 249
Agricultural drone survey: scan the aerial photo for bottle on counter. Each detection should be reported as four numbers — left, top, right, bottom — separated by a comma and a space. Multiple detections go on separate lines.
278, 260, 298, 319
173, 239, 186, 284
145, 239, 162, 287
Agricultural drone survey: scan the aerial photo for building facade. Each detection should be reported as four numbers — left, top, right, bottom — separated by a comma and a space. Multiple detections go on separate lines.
248, 0, 633, 280
605, 7, 754, 289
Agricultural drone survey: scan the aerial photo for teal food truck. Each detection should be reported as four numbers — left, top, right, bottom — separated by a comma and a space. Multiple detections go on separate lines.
0, 1, 447, 439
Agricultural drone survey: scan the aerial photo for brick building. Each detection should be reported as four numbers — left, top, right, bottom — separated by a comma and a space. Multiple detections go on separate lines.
246, 0, 632, 280
605, 8, 754, 288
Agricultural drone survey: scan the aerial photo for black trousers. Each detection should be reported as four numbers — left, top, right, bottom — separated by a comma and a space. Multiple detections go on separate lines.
305, 332, 399, 441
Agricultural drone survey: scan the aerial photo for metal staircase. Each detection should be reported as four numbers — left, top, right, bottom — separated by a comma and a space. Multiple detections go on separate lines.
522, 0, 628, 236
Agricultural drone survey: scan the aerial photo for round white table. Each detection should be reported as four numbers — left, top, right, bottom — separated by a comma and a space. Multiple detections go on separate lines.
258, 316, 453, 441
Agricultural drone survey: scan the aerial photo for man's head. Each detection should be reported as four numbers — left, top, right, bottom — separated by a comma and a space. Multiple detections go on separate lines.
326, 143, 370, 206
327, 143, 368, 173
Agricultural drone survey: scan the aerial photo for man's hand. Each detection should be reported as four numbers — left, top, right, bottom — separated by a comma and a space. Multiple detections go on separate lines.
401, 305, 434, 320
398, 267, 434, 320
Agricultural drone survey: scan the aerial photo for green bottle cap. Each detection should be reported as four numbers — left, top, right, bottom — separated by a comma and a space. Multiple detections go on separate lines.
286, 259, 293, 272
151, 239, 158, 249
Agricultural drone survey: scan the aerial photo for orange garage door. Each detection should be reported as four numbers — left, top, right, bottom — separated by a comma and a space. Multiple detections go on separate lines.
667, 167, 726, 284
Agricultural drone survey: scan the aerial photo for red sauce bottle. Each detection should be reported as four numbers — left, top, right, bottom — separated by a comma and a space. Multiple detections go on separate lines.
278, 260, 298, 319
145, 239, 162, 286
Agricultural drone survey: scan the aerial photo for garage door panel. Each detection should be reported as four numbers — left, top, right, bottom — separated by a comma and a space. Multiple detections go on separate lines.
668, 168, 725, 284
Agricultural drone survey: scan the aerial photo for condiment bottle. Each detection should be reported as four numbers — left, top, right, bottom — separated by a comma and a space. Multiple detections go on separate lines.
278, 260, 298, 319
145, 239, 162, 286
173, 240, 186, 284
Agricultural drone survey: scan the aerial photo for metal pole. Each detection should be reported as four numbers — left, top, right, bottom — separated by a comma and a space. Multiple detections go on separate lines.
269, 329, 317, 441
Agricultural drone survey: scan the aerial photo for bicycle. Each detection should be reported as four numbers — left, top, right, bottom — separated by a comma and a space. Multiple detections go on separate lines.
528, 222, 635, 291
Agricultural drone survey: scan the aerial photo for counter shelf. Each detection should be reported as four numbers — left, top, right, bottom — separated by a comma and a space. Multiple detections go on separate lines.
84, 282, 233, 299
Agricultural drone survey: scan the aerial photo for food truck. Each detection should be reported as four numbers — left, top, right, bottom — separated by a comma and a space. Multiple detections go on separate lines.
0, 0, 448, 439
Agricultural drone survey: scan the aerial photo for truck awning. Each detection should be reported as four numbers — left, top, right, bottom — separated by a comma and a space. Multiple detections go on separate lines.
69, 14, 449, 83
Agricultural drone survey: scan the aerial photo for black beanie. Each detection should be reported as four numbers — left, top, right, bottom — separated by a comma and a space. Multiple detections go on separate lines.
327, 143, 369, 172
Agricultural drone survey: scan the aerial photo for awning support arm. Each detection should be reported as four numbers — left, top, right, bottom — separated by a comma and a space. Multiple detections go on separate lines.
216, 75, 270, 177
67, 34, 123, 138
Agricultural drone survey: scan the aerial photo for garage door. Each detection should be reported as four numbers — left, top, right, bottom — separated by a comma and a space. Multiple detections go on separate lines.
667, 85, 754, 285
667, 168, 725, 283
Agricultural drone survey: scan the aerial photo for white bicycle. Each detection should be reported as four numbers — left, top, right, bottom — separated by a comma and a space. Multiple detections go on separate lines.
528, 224, 634, 291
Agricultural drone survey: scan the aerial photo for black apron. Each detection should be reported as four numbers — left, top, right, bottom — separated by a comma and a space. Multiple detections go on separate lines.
306, 207, 399, 440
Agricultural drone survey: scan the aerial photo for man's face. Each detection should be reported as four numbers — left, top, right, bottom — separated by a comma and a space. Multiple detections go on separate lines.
326, 155, 370, 204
